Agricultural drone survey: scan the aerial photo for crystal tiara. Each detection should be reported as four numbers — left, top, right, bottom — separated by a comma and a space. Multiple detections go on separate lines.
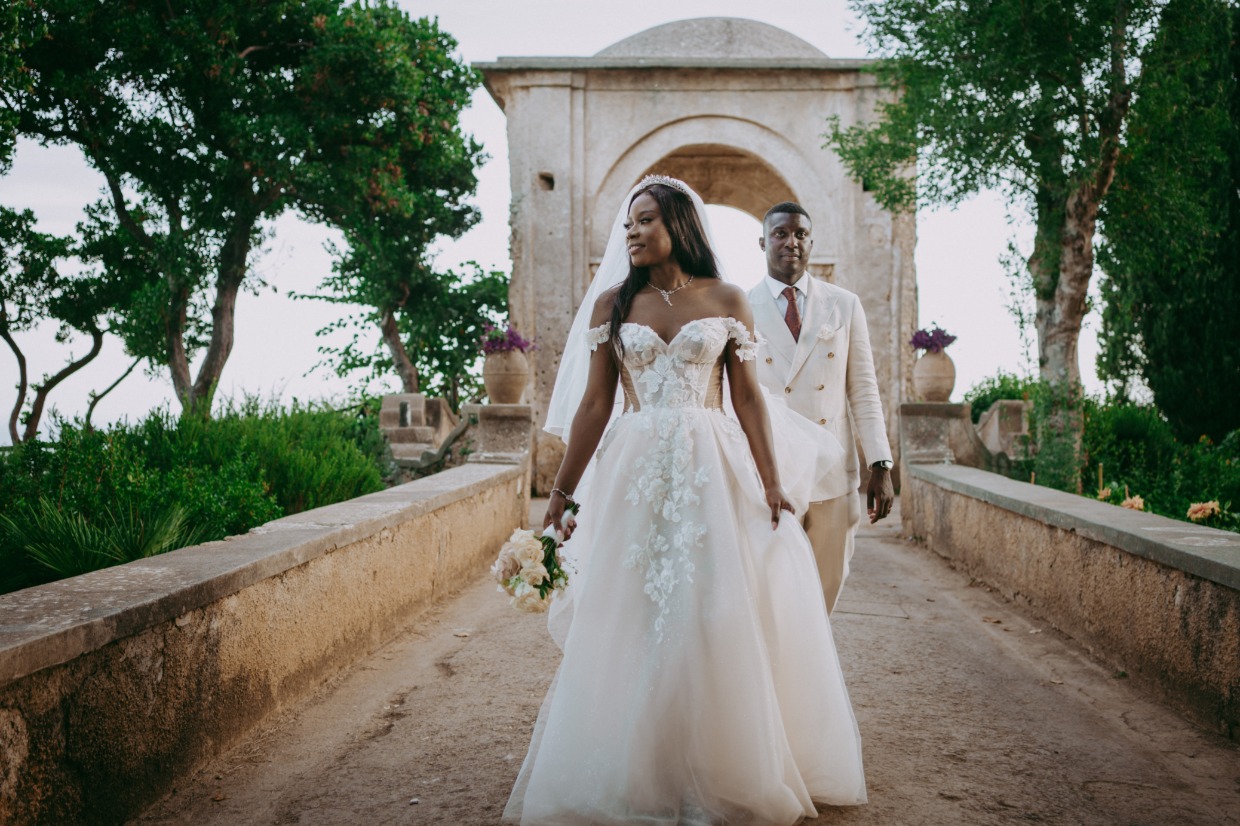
637, 174, 692, 197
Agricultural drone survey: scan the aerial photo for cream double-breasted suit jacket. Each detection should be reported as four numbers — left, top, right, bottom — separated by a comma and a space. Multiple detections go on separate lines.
748, 277, 893, 502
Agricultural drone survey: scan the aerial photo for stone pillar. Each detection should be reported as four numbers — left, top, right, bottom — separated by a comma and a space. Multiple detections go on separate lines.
461, 403, 534, 466
493, 71, 586, 493
898, 402, 1002, 471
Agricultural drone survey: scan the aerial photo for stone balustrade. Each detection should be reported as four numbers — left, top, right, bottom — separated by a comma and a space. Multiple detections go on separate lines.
899, 403, 1240, 740
0, 460, 530, 825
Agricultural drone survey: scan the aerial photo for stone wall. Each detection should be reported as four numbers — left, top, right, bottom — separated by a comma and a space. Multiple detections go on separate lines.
0, 462, 529, 825
903, 463, 1240, 740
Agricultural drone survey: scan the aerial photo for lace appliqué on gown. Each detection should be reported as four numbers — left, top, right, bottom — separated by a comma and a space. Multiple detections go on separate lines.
623, 413, 708, 642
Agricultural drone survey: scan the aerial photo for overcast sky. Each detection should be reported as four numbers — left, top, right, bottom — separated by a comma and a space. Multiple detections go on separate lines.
0, 0, 1103, 443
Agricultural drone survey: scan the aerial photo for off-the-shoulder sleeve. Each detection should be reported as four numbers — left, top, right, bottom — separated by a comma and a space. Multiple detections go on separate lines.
722, 318, 759, 361
585, 324, 611, 351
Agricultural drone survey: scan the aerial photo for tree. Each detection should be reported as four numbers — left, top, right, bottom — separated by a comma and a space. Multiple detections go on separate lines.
310, 245, 508, 411
0, 0, 23, 167
8, 0, 482, 415
0, 208, 111, 442
300, 20, 485, 401
829, 0, 1162, 390
1097, 0, 1240, 442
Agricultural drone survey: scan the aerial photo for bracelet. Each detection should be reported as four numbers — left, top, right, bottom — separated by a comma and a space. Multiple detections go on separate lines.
550, 487, 575, 505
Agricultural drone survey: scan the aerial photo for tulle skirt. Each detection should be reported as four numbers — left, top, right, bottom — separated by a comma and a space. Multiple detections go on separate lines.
504, 404, 866, 825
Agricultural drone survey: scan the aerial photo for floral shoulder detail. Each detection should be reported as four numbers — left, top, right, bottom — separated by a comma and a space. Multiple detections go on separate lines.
721, 318, 759, 362
586, 324, 610, 351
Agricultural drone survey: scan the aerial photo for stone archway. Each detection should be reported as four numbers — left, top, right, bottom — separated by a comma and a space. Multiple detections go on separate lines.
479, 18, 917, 491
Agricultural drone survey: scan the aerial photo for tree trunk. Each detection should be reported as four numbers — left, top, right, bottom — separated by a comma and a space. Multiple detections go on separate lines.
186, 272, 242, 414
1, 306, 28, 445
85, 356, 142, 430
1028, 177, 1068, 383
21, 327, 104, 441
379, 308, 419, 393
166, 279, 195, 411
169, 220, 254, 417
1031, 8, 1128, 389
1037, 185, 1102, 386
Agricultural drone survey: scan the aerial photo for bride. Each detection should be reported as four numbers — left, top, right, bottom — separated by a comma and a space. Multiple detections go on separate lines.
503, 176, 867, 825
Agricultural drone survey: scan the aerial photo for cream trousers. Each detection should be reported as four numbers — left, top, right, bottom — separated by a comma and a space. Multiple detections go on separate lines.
801, 491, 862, 614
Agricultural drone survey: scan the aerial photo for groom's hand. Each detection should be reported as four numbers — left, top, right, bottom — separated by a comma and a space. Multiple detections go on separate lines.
867, 467, 894, 523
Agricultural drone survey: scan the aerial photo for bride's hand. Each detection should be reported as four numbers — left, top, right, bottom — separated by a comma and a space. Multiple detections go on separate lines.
765, 487, 795, 530
544, 490, 577, 540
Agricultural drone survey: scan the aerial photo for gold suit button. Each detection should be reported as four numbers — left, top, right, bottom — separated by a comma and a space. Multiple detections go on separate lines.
827, 352, 835, 359
784, 387, 792, 394
765, 357, 773, 364
819, 418, 827, 425
817, 384, 825, 390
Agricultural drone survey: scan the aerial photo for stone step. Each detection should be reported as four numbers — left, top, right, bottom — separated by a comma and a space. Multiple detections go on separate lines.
385, 426, 436, 444
389, 443, 434, 461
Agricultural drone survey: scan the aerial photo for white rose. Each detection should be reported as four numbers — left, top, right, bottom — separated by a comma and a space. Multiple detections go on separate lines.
512, 587, 550, 613
521, 561, 549, 588
490, 546, 522, 586
508, 531, 545, 567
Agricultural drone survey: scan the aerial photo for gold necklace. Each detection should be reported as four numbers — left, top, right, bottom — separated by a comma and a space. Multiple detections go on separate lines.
649, 275, 694, 306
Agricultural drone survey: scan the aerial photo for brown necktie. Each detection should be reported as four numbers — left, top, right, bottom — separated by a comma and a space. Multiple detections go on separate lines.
782, 286, 801, 342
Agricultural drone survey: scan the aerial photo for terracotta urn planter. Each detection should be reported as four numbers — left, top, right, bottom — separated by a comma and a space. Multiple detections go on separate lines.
913, 350, 956, 402
483, 350, 529, 404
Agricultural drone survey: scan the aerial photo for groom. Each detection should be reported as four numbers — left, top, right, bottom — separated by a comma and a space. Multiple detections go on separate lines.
748, 202, 894, 614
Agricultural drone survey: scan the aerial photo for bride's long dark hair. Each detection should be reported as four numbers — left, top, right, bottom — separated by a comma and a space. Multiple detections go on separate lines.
608, 182, 721, 360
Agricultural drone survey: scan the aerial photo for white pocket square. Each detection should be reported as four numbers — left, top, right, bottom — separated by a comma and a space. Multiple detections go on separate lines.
816, 324, 842, 342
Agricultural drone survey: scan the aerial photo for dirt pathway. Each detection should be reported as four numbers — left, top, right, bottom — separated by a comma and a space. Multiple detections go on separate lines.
135, 500, 1240, 825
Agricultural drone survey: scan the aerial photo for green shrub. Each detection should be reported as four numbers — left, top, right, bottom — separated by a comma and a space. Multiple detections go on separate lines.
962, 372, 1041, 423
0, 500, 202, 593
0, 401, 391, 595
0, 415, 282, 542
1082, 403, 1180, 505
1078, 404, 1240, 531
960, 374, 1240, 529
1027, 381, 1087, 494
963, 373, 1082, 491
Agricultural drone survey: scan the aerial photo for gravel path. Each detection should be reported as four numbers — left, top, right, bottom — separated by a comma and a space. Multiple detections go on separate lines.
134, 500, 1240, 825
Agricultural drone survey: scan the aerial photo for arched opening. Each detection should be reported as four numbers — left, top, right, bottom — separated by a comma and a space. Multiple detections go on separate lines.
621, 142, 835, 285
704, 205, 766, 292
638, 143, 795, 222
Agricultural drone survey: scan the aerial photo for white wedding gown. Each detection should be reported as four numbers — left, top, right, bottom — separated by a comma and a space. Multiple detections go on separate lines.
504, 317, 867, 825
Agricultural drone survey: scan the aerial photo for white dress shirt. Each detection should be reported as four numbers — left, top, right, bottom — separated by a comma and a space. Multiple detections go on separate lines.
764, 274, 809, 322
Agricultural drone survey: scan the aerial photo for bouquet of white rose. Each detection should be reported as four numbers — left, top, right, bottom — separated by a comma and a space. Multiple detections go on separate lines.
491, 504, 578, 613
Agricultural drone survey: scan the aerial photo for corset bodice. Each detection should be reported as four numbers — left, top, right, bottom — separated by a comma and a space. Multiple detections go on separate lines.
586, 317, 759, 412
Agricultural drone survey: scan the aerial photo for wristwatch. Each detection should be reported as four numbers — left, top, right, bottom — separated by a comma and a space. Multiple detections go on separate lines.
870, 460, 893, 471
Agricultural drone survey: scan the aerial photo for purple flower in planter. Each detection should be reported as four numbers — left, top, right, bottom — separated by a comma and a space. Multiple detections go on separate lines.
481, 323, 536, 355
909, 325, 956, 354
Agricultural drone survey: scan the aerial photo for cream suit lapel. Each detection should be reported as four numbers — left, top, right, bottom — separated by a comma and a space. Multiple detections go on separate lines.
786, 276, 824, 383
753, 284, 797, 371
